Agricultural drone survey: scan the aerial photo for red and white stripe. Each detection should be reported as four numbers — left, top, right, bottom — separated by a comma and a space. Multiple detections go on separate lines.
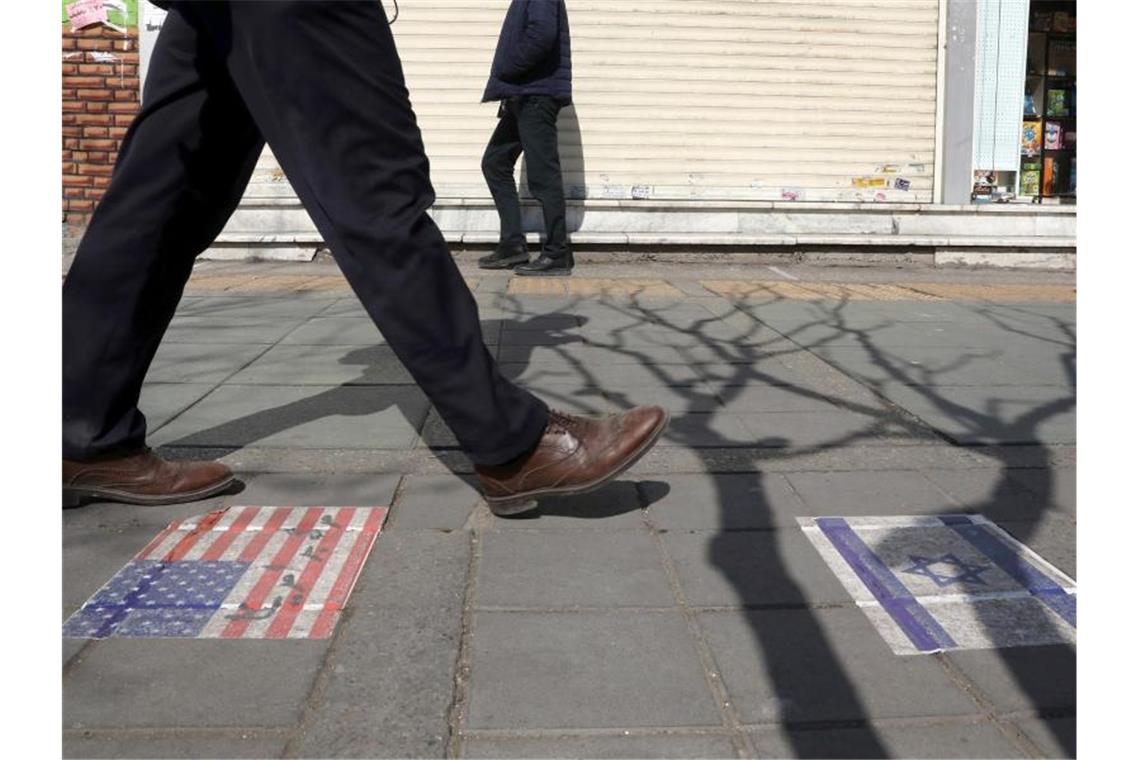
135, 505, 388, 639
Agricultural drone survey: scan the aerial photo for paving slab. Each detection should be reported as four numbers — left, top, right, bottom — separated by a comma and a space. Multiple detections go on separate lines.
737, 410, 894, 449
389, 473, 481, 531
466, 610, 721, 730
1007, 468, 1076, 514
698, 608, 980, 724
656, 412, 757, 447
643, 473, 802, 530
278, 317, 390, 346
175, 295, 335, 320
714, 383, 844, 414
748, 719, 1023, 758
604, 382, 724, 414
226, 472, 402, 507
150, 384, 430, 450
145, 343, 269, 385
807, 345, 1033, 387
477, 530, 674, 608
63, 733, 288, 759
63, 639, 326, 728
920, 468, 1053, 521
784, 470, 955, 516
228, 344, 415, 386
873, 383, 1075, 445
1010, 716, 1076, 759
662, 529, 853, 607
461, 733, 739, 758
293, 530, 470, 759
163, 316, 304, 345
140, 383, 220, 433
945, 644, 1076, 714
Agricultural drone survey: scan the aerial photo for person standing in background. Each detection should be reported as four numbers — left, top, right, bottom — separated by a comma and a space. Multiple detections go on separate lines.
478, 0, 574, 276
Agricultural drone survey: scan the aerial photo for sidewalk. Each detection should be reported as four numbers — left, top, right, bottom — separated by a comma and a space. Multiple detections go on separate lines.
62, 261, 1075, 759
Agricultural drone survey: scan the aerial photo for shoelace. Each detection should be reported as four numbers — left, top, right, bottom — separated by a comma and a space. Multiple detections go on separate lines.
548, 409, 587, 436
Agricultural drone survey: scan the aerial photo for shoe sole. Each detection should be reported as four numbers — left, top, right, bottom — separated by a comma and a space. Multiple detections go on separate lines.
484, 412, 670, 517
478, 254, 530, 270
513, 268, 573, 277
63, 475, 237, 509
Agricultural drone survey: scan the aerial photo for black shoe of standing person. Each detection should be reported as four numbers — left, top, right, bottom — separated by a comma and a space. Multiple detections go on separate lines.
514, 252, 573, 277
478, 241, 530, 270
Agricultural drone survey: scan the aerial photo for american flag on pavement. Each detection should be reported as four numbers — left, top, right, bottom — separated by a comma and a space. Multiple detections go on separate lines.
63, 506, 388, 640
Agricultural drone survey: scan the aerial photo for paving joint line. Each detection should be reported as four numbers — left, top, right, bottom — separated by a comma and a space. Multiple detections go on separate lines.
63, 726, 293, 740
639, 483, 757, 760
444, 521, 485, 758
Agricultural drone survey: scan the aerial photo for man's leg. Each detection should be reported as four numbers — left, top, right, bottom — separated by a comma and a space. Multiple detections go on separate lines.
193, 1, 548, 466
63, 7, 264, 462
513, 96, 572, 276
62, 6, 266, 506
482, 105, 525, 247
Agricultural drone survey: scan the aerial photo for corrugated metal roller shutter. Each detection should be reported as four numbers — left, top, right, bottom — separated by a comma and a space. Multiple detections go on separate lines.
392, 0, 941, 203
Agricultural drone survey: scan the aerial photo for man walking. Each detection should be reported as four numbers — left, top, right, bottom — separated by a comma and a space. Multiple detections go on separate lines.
63, 1, 666, 516
477, 0, 574, 276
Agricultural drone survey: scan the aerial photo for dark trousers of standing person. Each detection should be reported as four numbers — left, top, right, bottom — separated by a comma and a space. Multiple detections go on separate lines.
481, 96, 571, 261
62, 1, 549, 468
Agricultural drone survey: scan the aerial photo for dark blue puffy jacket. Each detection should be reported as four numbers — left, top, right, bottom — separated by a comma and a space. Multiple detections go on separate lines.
482, 0, 572, 104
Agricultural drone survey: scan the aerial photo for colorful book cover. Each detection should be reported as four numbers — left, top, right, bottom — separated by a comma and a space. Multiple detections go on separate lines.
1046, 90, 1069, 117
1044, 122, 1063, 150
1022, 121, 1043, 156
1069, 158, 1076, 194
1020, 169, 1041, 197
1043, 157, 1056, 196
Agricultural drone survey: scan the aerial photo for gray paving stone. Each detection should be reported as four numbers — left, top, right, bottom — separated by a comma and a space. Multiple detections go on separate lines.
503, 361, 701, 387
600, 383, 720, 414
175, 295, 335, 320
643, 473, 802, 530
737, 410, 889, 449
140, 383, 217, 432
63, 734, 287, 759
920, 468, 1052, 520
808, 346, 1031, 387
695, 360, 813, 387
714, 383, 842, 414
657, 412, 756, 447
462, 733, 738, 758
1007, 468, 1075, 514
698, 608, 979, 724
64, 640, 326, 728
228, 344, 415, 385
151, 384, 430, 450
1010, 717, 1076, 759
784, 470, 954, 516
498, 342, 688, 366
279, 316, 388, 346
662, 530, 852, 607
390, 473, 480, 531
229, 472, 401, 507
875, 383, 1075, 445
477, 530, 674, 608
748, 719, 1023, 758
146, 343, 269, 385
294, 531, 469, 758
946, 645, 1075, 714
317, 298, 370, 318
488, 480, 646, 530
163, 316, 303, 345
466, 610, 720, 729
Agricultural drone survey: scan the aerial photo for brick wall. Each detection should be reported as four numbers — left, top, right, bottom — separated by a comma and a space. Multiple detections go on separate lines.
62, 24, 140, 236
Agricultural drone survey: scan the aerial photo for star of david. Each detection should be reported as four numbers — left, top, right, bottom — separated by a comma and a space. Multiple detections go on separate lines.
900, 553, 990, 587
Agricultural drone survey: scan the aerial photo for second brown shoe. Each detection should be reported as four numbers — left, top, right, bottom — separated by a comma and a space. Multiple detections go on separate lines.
474, 406, 669, 516
63, 450, 236, 508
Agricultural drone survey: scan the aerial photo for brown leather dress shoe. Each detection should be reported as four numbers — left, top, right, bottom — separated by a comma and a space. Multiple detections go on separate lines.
63, 450, 236, 508
475, 406, 669, 516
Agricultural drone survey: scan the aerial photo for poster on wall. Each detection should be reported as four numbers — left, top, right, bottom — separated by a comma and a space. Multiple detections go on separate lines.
62, 0, 137, 32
